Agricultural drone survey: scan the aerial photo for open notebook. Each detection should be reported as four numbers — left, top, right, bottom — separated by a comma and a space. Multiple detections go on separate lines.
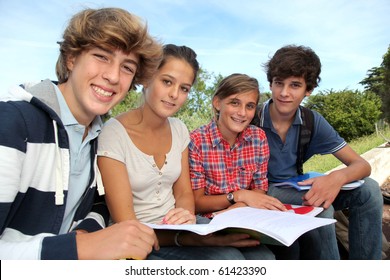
146, 206, 334, 246
269, 171, 364, 191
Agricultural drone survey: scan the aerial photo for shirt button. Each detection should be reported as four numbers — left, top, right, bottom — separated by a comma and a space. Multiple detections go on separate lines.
152, 164, 156, 167
159, 172, 162, 175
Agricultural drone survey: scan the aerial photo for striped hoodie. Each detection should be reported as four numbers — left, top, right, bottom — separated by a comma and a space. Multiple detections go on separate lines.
0, 80, 108, 259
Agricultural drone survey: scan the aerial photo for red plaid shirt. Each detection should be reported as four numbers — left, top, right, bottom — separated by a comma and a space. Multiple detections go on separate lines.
189, 121, 269, 203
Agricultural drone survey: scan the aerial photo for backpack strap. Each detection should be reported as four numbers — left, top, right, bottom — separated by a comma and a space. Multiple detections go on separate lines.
296, 106, 314, 174
251, 102, 314, 175
251, 102, 266, 127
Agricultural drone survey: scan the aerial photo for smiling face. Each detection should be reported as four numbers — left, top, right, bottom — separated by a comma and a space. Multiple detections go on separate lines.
270, 76, 312, 117
143, 57, 194, 119
60, 47, 139, 126
213, 90, 258, 144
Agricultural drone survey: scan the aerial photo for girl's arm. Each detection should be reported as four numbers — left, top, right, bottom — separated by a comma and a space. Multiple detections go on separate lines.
193, 188, 246, 214
97, 156, 137, 222
164, 148, 196, 224
188, 139, 232, 214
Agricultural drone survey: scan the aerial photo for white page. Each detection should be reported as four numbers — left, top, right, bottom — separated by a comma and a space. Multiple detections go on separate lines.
210, 207, 335, 246
147, 207, 335, 246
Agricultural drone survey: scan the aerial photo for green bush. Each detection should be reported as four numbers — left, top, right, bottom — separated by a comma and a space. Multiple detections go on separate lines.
306, 89, 382, 141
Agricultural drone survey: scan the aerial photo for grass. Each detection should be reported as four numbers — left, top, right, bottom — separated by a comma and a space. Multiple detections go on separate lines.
303, 127, 390, 173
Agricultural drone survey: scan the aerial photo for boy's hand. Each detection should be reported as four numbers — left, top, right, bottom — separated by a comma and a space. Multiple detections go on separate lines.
76, 220, 159, 260
302, 175, 341, 209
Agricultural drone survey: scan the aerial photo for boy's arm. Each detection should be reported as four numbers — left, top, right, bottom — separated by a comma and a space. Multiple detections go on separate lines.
72, 192, 110, 233
302, 144, 371, 208
0, 103, 78, 259
331, 144, 371, 181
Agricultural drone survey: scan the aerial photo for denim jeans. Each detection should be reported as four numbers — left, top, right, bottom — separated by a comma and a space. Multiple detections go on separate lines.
267, 184, 339, 259
332, 177, 383, 259
147, 246, 246, 260
268, 177, 383, 259
147, 245, 276, 260
197, 215, 275, 260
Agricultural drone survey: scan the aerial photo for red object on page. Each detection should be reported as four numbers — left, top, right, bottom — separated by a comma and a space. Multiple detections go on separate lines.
284, 204, 315, 215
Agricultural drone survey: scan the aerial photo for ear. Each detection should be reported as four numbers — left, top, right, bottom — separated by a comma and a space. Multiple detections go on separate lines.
66, 55, 76, 71
305, 90, 313, 97
212, 96, 220, 111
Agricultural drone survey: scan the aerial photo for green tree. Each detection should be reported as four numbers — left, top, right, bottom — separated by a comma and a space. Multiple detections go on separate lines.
108, 89, 142, 119
360, 45, 390, 122
260, 91, 272, 103
306, 89, 382, 141
175, 68, 222, 131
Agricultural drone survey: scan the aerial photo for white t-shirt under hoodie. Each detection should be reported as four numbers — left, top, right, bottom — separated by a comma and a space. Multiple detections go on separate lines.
97, 117, 190, 224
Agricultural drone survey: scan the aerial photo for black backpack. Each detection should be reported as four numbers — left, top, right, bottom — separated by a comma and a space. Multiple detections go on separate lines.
251, 103, 314, 175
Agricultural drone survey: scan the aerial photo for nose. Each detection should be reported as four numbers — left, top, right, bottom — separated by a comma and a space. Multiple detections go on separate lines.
280, 84, 289, 96
168, 87, 179, 99
102, 64, 120, 84
237, 105, 246, 116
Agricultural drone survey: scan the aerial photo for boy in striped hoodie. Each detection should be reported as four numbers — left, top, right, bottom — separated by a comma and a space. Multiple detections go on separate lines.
0, 7, 162, 260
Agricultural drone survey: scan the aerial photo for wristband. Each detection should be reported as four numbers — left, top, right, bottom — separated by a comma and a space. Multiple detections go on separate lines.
174, 231, 182, 247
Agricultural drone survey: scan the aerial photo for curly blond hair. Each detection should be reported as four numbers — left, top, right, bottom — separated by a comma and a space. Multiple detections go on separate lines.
56, 7, 162, 90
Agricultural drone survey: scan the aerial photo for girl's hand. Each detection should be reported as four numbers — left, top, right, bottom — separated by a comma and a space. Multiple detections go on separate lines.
162, 208, 196, 225
236, 190, 287, 211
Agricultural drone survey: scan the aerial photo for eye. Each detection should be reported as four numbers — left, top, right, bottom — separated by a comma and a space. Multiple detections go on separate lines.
122, 64, 136, 75
93, 53, 108, 61
229, 100, 240, 106
163, 79, 172, 86
273, 80, 283, 86
291, 83, 302, 89
246, 103, 256, 110
181, 86, 191, 93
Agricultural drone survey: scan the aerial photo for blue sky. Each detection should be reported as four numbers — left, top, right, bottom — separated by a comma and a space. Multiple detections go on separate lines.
0, 0, 389, 94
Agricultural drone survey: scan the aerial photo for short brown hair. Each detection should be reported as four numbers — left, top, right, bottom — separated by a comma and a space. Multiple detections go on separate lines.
212, 73, 260, 117
56, 7, 162, 90
264, 45, 321, 92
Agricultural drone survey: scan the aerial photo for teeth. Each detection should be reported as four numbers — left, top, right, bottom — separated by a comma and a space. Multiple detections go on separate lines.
93, 86, 113, 97
163, 100, 175, 106
232, 117, 245, 123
